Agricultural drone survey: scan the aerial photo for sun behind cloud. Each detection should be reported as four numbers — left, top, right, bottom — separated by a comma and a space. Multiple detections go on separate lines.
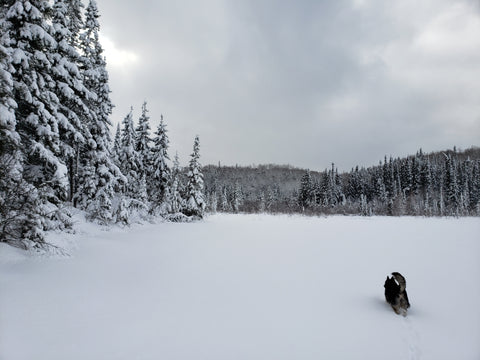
99, 33, 139, 69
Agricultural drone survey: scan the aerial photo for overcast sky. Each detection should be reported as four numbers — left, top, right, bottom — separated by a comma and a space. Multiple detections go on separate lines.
95, 0, 480, 171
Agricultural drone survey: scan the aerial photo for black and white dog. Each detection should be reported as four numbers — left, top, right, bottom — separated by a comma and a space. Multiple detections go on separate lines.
384, 272, 410, 316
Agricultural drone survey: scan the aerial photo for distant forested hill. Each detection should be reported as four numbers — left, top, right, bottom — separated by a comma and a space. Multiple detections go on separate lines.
203, 147, 480, 216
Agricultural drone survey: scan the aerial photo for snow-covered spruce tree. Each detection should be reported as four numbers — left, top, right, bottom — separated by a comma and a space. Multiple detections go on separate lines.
135, 101, 152, 179
298, 170, 314, 208
266, 186, 277, 211
166, 152, 184, 214
51, 0, 95, 203
115, 108, 147, 219
150, 114, 171, 213
76, 0, 121, 223
220, 186, 230, 212
0, 27, 41, 247
116, 108, 139, 192
207, 191, 218, 213
444, 154, 459, 215
112, 122, 121, 162
2, 0, 74, 244
420, 157, 433, 215
183, 136, 206, 218
232, 181, 243, 213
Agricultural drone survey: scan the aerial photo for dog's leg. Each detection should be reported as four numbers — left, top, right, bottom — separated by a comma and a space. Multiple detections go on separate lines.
392, 304, 401, 315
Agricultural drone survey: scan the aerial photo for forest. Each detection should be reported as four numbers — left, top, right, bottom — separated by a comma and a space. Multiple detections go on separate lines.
0, 0, 205, 249
203, 147, 480, 217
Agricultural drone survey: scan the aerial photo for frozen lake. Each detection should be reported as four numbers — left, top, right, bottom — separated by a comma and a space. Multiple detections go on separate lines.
1, 214, 479, 360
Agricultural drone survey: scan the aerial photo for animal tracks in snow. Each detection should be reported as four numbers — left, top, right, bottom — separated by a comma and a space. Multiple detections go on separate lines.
402, 316, 422, 360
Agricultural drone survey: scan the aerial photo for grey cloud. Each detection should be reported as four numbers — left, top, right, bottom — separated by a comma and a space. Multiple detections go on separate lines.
96, 0, 480, 170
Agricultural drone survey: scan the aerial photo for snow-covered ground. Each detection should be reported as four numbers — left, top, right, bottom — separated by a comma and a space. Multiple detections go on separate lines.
1, 214, 479, 360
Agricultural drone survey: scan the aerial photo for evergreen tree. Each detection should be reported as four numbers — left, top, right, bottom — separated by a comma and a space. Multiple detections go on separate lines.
266, 186, 277, 211
420, 158, 433, 214
167, 152, 184, 214
150, 114, 171, 212
3, 0, 72, 242
320, 170, 330, 206
444, 154, 459, 214
345, 166, 362, 202
220, 186, 230, 212
112, 122, 121, 162
183, 136, 205, 217
299, 170, 314, 207
51, 0, 93, 202
0, 26, 41, 247
232, 181, 243, 212
76, 0, 119, 222
382, 156, 394, 198
135, 101, 152, 179
206, 191, 218, 213
117, 108, 141, 198
375, 176, 388, 204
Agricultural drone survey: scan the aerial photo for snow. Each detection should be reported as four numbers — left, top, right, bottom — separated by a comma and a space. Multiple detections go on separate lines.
0, 214, 479, 360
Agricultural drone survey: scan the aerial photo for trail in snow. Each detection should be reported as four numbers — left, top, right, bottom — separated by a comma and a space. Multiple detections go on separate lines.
403, 316, 421, 360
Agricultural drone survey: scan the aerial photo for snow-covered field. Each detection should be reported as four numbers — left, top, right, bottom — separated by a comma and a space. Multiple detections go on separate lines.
1, 214, 479, 360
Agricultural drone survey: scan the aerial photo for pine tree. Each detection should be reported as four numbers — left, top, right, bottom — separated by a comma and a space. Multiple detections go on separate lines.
320, 170, 330, 206
375, 176, 387, 204
76, 0, 120, 222
112, 122, 121, 162
383, 156, 394, 198
207, 191, 218, 213
232, 181, 243, 212
117, 108, 141, 198
150, 114, 171, 212
266, 186, 278, 211
419, 158, 433, 214
183, 136, 205, 218
444, 154, 459, 215
345, 166, 362, 202
220, 186, 230, 212
167, 152, 184, 214
135, 101, 152, 179
0, 25, 40, 247
3, 0, 72, 242
299, 170, 314, 208
51, 0, 93, 202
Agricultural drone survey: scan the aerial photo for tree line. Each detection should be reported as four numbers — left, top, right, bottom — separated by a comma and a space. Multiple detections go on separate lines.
203, 147, 480, 217
0, 0, 205, 249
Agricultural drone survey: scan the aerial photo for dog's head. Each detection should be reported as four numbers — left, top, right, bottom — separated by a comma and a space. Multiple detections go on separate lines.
384, 276, 399, 290
391, 272, 406, 292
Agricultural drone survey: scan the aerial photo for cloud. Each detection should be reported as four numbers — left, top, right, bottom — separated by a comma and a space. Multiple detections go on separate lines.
97, 0, 480, 170
99, 33, 139, 69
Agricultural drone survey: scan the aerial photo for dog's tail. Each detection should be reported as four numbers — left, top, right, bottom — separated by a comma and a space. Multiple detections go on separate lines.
391, 272, 407, 292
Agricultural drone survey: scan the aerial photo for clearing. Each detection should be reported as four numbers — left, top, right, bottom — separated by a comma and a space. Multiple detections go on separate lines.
1, 214, 479, 360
